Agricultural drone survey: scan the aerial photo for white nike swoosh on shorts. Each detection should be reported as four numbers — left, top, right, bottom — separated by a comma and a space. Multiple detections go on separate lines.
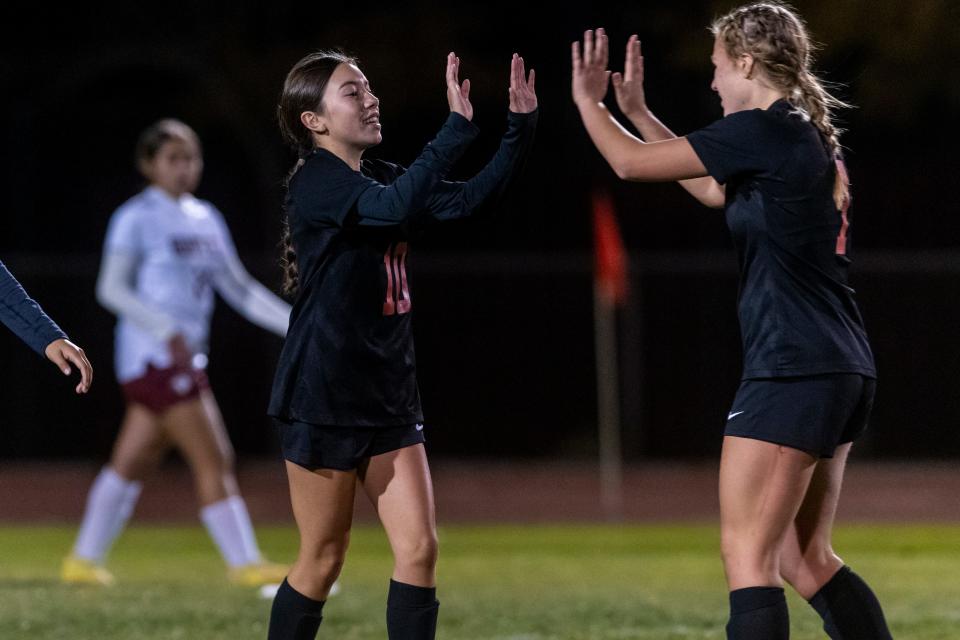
415, 423, 424, 431
727, 411, 745, 420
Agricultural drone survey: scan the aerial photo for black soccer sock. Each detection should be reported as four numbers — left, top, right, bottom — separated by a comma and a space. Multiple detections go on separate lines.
726, 586, 790, 640
386, 579, 439, 640
808, 566, 893, 640
267, 578, 325, 640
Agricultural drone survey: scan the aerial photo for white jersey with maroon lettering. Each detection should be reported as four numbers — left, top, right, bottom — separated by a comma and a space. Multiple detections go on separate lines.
104, 186, 242, 382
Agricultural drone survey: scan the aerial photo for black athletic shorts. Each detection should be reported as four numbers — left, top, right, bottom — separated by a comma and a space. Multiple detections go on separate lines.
724, 373, 876, 458
275, 419, 426, 471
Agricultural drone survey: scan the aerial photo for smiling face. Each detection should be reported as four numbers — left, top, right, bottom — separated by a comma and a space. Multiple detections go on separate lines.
307, 62, 381, 154
139, 136, 203, 197
710, 36, 753, 116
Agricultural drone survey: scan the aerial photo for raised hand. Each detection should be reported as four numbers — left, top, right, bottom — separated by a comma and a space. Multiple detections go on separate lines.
508, 53, 537, 113
612, 35, 647, 118
446, 52, 474, 121
44, 338, 93, 394
571, 28, 611, 106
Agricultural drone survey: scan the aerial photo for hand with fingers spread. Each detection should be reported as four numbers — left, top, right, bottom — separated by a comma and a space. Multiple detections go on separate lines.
446, 52, 473, 121
612, 34, 648, 119
508, 53, 538, 114
571, 28, 612, 107
44, 338, 93, 394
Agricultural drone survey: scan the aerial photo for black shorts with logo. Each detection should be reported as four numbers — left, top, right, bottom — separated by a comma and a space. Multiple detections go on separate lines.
275, 419, 426, 471
724, 373, 876, 458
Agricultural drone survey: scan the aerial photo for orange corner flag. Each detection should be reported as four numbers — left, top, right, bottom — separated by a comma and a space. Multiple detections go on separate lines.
592, 190, 628, 306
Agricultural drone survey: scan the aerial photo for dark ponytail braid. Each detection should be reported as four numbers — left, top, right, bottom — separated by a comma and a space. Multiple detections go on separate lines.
276, 50, 357, 295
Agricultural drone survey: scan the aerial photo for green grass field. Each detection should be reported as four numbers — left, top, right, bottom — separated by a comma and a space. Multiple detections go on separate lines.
0, 523, 958, 639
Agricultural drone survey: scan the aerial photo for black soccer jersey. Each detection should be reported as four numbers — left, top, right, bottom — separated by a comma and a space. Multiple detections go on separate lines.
269, 110, 537, 426
686, 99, 875, 380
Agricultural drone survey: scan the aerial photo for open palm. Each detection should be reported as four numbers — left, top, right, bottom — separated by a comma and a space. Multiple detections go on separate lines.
509, 53, 537, 113
446, 52, 473, 121
612, 35, 647, 118
571, 28, 611, 106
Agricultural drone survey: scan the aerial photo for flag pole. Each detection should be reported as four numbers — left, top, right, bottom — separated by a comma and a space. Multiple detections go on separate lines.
592, 191, 626, 520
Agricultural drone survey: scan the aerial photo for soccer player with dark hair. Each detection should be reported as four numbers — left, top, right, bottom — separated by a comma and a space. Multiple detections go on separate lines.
267, 49, 537, 639
571, 3, 891, 638
62, 118, 292, 588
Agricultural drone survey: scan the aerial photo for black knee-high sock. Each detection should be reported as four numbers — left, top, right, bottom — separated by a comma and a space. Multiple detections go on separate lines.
267, 578, 325, 640
386, 579, 439, 640
808, 566, 893, 640
726, 586, 789, 640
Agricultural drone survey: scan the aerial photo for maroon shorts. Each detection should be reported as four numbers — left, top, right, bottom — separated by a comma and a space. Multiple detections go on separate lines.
121, 363, 210, 414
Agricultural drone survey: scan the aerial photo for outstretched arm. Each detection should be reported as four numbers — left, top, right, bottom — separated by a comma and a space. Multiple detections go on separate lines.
572, 29, 709, 184
426, 54, 539, 221
1, 260, 92, 393
0, 260, 67, 355
612, 35, 724, 208
349, 53, 480, 225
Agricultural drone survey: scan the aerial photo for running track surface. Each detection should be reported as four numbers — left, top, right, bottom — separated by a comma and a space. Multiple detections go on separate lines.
1, 460, 956, 523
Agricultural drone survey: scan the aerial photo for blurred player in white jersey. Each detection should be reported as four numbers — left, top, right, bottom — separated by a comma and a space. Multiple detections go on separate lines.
62, 119, 291, 587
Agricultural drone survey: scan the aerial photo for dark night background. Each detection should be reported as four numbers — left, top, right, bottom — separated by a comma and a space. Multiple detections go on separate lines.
1, 1, 958, 461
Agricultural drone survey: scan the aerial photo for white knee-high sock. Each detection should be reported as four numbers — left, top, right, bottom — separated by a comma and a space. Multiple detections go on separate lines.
200, 496, 263, 568
73, 467, 142, 563
227, 495, 263, 565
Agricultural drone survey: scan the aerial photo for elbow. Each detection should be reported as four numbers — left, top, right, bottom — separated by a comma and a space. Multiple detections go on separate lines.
700, 190, 726, 209
95, 276, 126, 314
611, 160, 634, 181
94, 278, 113, 310
610, 157, 647, 182
454, 193, 474, 219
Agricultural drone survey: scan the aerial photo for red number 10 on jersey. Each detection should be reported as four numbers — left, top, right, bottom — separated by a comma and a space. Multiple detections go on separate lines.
383, 242, 411, 316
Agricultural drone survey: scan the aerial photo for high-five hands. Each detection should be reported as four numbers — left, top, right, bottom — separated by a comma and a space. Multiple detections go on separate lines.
611, 34, 647, 119
571, 28, 613, 107
509, 53, 537, 114
446, 52, 473, 121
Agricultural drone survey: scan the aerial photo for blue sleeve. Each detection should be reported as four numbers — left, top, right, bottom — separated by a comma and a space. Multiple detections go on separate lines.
424, 109, 538, 221
0, 260, 68, 356
291, 112, 479, 228
686, 110, 773, 185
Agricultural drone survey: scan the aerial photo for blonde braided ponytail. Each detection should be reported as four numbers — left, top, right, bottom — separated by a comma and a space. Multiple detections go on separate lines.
712, 2, 850, 209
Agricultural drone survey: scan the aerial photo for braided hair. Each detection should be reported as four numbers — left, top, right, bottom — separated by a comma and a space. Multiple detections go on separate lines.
276, 50, 357, 295
711, 3, 851, 209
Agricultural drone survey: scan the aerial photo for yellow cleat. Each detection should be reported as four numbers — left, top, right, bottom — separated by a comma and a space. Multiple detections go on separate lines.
61, 555, 115, 586
228, 560, 289, 587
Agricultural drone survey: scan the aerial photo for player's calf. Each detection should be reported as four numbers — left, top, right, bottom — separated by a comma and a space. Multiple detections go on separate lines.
807, 566, 893, 640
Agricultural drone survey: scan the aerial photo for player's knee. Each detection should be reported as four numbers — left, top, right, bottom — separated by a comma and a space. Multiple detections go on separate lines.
394, 531, 439, 571
110, 457, 150, 482
300, 541, 348, 586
